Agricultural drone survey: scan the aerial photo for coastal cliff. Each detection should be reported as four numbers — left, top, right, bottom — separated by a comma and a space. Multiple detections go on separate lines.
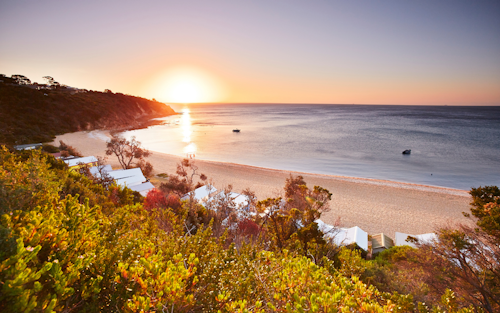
0, 75, 176, 145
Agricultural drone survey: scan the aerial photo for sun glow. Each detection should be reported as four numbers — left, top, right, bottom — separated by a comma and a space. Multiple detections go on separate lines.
149, 66, 226, 103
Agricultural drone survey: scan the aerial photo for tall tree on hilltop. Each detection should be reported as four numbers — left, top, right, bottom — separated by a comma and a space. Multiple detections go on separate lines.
10, 74, 31, 85
43, 76, 60, 88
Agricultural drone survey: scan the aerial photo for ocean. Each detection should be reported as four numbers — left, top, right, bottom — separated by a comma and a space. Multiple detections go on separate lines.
123, 104, 500, 191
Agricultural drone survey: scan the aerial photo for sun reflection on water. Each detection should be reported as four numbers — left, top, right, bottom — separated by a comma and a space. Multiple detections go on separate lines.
180, 107, 196, 155
184, 142, 197, 155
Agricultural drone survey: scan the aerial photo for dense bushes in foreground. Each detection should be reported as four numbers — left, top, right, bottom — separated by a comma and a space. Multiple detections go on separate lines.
0, 147, 492, 312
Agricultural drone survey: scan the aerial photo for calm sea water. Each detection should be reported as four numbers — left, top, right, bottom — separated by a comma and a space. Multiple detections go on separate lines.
123, 104, 500, 190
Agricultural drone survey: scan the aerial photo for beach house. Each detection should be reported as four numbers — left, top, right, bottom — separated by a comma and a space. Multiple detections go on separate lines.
371, 233, 395, 254
395, 232, 438, 248
14, 143, 42, 150
181, 184, 218, 202
315, 219, 369, 251
63, 156, 98, 169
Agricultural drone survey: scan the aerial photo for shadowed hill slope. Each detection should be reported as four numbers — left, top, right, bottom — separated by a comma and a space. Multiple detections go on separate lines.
0, 78, 176, 145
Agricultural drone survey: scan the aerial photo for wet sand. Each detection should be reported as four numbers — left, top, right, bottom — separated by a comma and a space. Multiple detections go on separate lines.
52, 130, 472, 237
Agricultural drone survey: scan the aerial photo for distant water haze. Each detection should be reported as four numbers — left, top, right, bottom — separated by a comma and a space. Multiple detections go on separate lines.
123, 104, 500, 190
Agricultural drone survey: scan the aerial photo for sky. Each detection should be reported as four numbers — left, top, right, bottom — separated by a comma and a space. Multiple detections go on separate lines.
1, 0, 499, 105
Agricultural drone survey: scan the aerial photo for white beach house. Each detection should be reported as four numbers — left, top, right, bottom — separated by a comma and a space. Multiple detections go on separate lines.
181, 185, 217, 202
395, 232, 438, 248
315, 219, 369, 251
63, 156, 98, 168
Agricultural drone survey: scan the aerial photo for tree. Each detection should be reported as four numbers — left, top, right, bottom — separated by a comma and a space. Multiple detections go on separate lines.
159, 158, 207, 197
78, 156, 114, 189
3, 146, 477, 312
409, 225, 500, 312
59, 140, 83, 157
467, 185, 500, 242
256, 175, 333, 256
375, 186, 500, 312
144, 188, 169, 211
283, 175, 332, 223
42, 76, 60, 88
105, 134, 152, 172
136, 158, 154, 178
10, 74, 31, 85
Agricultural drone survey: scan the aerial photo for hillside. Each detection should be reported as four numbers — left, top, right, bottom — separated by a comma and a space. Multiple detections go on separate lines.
0, 75, 176, 145
2, 147, 497, 312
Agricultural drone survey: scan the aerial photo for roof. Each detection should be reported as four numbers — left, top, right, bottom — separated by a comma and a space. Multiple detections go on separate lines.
14, 143, 42, 150
395, 232, 438, 248
89, 164, 113, 177
372, 233, 395, 250
129, 182, 155, 197
64, 156, 98, 167
88, 166, 148, 188
107, 168, 146, 187
209, 191, 249, 207
233, 194, 249, 207
203, 191, 252, 217
316, 219, 369, 251
181, 185, 217, 201
106, 167, 143, 179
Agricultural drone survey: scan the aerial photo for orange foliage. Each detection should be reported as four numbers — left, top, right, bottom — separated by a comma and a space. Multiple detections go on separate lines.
143, 189, 167, 211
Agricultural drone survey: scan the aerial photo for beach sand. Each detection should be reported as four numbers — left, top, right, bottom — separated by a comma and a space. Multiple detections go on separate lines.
52, 130, 473, 237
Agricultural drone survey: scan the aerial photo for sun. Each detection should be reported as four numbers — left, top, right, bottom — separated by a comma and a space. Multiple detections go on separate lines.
150, 66, 226, 103
167, 76, 206, 103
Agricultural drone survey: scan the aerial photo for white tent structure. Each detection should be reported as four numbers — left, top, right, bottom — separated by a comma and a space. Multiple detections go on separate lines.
395, 232, 438, 248
316, 219, 369, 251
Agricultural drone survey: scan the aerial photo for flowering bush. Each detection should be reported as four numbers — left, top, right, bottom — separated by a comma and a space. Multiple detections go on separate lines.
0, 148, 479, 312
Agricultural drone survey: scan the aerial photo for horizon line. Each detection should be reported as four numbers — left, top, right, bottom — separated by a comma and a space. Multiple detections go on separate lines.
162, 102, 500, 107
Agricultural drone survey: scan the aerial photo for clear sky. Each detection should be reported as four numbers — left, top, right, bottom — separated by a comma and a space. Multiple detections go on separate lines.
1, 0, 499, 105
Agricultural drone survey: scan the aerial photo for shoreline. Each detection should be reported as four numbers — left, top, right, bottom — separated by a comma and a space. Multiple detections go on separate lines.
164, 156, 469, 197
51, 130, 472, 237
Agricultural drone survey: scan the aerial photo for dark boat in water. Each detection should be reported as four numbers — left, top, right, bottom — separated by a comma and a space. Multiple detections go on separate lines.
233, 129, 240, 133
402, 149, 411, 154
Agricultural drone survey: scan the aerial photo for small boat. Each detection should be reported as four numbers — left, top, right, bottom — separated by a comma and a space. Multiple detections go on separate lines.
233, 129, 240, 133
402, 149, 411, 155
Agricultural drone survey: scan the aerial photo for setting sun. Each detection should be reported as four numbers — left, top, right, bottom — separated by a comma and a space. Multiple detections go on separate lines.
147, 66, 226, 103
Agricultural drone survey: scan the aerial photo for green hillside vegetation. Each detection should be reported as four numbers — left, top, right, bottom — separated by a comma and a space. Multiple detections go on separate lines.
0, 74, 176, 146
2, 148, 497, 312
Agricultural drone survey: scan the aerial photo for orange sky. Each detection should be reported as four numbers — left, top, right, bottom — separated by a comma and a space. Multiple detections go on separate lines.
1, 1, 499, 105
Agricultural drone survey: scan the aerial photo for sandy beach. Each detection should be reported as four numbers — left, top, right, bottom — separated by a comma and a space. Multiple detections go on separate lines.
52, 130, 473, 237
